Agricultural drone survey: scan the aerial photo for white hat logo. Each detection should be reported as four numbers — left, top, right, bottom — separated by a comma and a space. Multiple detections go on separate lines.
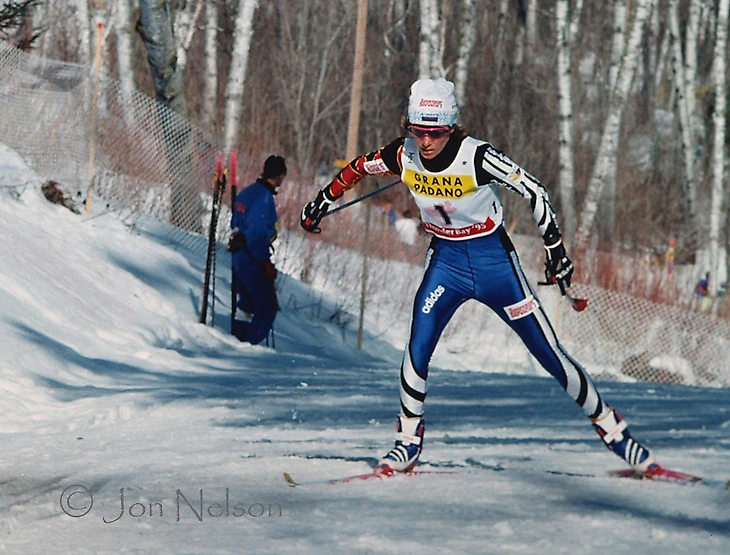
408, 78, 458, 127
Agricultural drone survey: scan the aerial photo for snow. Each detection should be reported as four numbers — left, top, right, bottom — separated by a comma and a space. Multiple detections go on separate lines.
1, 145, 729, 554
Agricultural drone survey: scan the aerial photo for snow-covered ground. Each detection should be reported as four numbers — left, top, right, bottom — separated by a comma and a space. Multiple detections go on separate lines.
1, 145, 729, 554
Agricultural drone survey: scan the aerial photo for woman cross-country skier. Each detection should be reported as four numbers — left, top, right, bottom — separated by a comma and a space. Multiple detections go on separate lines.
300, 78, 657, 475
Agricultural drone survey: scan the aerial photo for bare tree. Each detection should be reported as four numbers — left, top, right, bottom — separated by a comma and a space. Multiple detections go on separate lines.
710, 0, 729, 294
174, 0, 203, 73
74, 0, 91, 66
137, 0, 186, 116
272, 0, 354, 177
453, 0, 475, 107
418, 0, 441, 78
222, 0, 258, 155
555, 0, 582, 243
576, 0, 656, 244
0, 0, 41, 47
525, 0, 537, 52
137, 0, 197, 230
597, 0, 626, 242
668, 0, 698, 241
201, 0, 219, 132
115, 0, 136, 126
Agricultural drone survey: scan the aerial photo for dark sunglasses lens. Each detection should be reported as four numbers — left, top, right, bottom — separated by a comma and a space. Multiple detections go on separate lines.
409, 127, 449, 139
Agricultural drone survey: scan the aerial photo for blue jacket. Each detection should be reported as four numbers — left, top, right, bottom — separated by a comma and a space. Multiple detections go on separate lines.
231, 179, 278, 264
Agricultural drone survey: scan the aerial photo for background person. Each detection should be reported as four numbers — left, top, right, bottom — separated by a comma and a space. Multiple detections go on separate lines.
229, 155, 287, 345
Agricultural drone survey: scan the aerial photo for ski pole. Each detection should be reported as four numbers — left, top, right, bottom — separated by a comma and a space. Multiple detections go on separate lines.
200, 156, 226, 324
537, 280, 589, 312
323, 179, 401, 218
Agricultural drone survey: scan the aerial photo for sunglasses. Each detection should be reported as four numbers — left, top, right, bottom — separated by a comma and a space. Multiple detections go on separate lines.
408, 125, 452, 139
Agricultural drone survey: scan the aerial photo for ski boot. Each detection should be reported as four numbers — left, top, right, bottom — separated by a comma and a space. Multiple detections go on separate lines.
376, 414, 425, 474
232, 311, 253, 342
593, 408, 656, 472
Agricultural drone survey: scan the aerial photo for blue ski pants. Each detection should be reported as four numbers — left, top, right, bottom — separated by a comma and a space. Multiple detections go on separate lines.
231, 249, 277, 345
399, 228, 605, 420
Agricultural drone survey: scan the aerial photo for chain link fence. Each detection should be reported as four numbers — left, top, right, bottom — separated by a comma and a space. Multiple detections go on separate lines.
0, 41, 220, 252
2, 43, 729, 388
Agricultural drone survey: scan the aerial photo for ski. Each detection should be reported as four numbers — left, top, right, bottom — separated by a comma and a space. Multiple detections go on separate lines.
199, 155, 226, 325
608, 465, 729, 490
283, 468, 454, 487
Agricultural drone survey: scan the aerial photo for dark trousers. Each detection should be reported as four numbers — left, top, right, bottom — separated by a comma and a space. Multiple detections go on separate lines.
231, 250, 277, 345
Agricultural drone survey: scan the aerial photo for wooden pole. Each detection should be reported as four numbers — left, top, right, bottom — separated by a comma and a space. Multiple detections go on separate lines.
343, 0, 368, 199
357, 189, 372, 350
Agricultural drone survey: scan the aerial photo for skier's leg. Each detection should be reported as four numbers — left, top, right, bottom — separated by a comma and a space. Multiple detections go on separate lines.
231, 254, 253, 341
245, 278, 277, 345
476, 231, 656, 471
378, 242, 467, 472
232, 253, 277, 345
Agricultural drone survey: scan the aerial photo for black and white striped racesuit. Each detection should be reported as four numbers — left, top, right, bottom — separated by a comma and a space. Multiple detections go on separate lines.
322, 132, 654, 471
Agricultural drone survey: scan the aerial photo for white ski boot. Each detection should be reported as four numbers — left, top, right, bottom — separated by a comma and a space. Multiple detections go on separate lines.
376, 414, 425, 474
593, 408, 656, 472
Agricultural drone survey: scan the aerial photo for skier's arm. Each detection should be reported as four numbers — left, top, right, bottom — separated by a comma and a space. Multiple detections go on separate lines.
243, 195, 277, 264
328, 138, 404, 197
475, 142, 574, 292
301, 138, 404, 232
474, 142, 560, 240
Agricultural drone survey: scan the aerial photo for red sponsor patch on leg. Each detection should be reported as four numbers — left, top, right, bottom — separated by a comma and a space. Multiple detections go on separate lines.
504, 296, 538, 320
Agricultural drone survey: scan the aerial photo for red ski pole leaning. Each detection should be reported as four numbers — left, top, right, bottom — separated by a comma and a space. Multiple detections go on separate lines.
229, 149, 238, 333
200, 155, 226, 324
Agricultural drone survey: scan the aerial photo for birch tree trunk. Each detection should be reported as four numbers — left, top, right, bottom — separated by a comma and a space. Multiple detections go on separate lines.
486, 0, 510, 140
453, 0, 475, 107
669, 0, 698, 232
653, 9, 671, 96
222, 0, 259, 155
576, 0, 656, 243
710, 0, 729, 294
32, 0, 50, 56
569, 0, 584, 40
202, 0, 219, 132
598, 0, 627, 242
75, 0, 91, 66
684, 0, 702, 123
137, 0, 195, 230
174, 0, 203, 73
115, 0, 136, 126
418, 0, 440, 78
526, 0, 537, 52
137, 0, 186, 116
555, 0, 576, 241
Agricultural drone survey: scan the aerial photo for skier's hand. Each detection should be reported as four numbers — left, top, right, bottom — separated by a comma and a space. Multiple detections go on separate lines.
301, 187, 337, 233
263, 261, 278, 281
544, 238, 574, 295
227, 231, 246, 253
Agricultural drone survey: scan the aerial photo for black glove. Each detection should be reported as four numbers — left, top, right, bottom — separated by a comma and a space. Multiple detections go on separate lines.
544, 237, 574, 295
301, 187, 337, 233
227, 231, 247, 253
